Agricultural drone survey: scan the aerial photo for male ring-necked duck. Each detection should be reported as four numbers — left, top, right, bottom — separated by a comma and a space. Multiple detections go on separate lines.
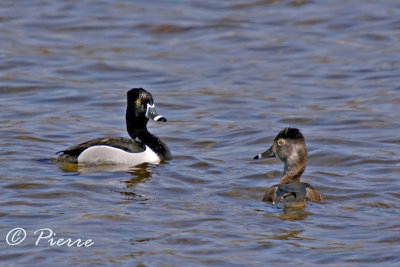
254, 127, 322, 204
57, 88, 171, 165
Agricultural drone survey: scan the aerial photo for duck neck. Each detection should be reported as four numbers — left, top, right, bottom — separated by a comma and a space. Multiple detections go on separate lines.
126, 110, 170, 159
278, 158, 307, 184
126, 111, 149, 140
127, 117, 159, 146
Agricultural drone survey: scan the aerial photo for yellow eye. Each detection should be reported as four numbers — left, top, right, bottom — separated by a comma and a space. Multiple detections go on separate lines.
136, 99, 141, 105
278, 139, 285, 146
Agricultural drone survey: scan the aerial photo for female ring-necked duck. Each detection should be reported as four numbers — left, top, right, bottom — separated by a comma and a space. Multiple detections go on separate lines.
57, 88, 171, 165
254, 127, 322, 204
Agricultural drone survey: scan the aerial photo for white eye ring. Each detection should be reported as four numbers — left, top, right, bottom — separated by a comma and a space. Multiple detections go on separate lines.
278, 139, 285, 146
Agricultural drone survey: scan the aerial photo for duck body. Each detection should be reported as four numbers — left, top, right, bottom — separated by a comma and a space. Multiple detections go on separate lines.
57, 88, 171, 165
254, 127, 322, 204
57, 136, 163, 165
263, 182, 321, 204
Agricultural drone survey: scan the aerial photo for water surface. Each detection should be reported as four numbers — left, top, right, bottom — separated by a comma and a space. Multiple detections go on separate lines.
1, 0, 400, 266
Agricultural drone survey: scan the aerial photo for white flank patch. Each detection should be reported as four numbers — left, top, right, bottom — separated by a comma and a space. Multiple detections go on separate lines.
77, 145, 160, 165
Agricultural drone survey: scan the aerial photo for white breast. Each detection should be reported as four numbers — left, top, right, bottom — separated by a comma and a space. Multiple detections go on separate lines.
77, 145, 160, 165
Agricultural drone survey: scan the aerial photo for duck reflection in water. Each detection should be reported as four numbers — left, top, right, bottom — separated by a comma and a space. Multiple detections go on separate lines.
124, 164, 153, 188
118, 164, 154, 200
254, 127, 322, 204
280, 203, 311, 221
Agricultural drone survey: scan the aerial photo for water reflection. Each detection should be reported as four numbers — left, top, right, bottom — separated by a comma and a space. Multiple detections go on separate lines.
272, 229, 305, 241
56, 160, 79, 172
278, 203, 311, 221
120, 165, 153, 200
56, 161, 156, 174
124, 165, 153, 187
1, 0, 400, 265
55, 159, 155, 200
258, 202, 311, 221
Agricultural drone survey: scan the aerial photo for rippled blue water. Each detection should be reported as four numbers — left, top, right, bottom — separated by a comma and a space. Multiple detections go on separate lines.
1, 0, 400, 265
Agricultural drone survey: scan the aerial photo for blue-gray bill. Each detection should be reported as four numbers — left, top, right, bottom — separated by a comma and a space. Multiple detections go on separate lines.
254, 146, 274, 160
145, 103, 167, 122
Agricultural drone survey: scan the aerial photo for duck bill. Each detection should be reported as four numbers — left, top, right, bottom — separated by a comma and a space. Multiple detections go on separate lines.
145, 103, 167, 122
254, 146, 274, 160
